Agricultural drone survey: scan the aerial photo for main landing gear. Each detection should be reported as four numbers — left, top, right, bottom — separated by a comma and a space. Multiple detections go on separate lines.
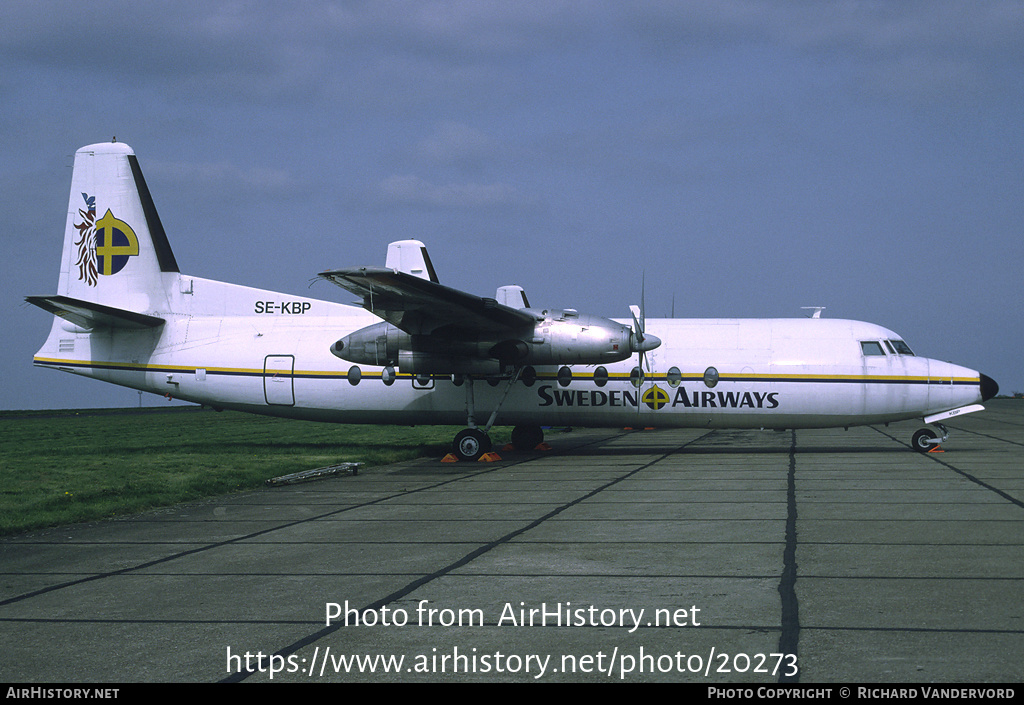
453, 427, 491, 462
452, 424, 546, 462
911, 424, 948, 453
450, 372, 545, 461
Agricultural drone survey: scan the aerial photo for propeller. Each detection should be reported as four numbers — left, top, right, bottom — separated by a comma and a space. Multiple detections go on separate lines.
628, 275, 661, 380
629, 305, 661, 353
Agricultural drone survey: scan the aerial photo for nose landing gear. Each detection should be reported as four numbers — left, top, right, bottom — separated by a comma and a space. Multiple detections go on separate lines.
912, 424, 948, 453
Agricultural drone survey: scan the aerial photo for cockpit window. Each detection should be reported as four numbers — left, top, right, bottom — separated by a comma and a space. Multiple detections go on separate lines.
889, 340, 915, 355
860, 341, 886, 356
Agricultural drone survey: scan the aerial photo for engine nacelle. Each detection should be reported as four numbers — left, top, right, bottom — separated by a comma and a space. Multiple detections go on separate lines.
520, 310, 634, 365
331, 322, 500, 372
398, 351, 501, 376
330, 310, 651, 374
331, 322, 405, 366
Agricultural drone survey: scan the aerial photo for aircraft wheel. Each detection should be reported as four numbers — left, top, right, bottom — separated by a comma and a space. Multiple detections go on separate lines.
453, 428, 491, 462
911, 428, 937, 453
511, 424, 544, 451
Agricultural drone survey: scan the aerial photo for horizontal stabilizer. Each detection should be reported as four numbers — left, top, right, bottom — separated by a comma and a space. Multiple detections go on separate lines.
26, 295, 165, 330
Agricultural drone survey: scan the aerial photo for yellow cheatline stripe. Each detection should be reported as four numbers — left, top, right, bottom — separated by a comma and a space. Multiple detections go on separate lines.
663, 372, 976, 383
33, 357, 978, 384
33, 356, 347, 378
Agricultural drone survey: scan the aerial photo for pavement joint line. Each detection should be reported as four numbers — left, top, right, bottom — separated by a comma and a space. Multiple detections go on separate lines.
220, 429, 717, 683
870, 426, 1024, 511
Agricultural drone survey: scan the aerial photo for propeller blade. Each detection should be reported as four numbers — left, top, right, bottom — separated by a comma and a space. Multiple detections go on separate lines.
628, 305, 661, 355
629, 305, 644, 344
629, 274, 660, 374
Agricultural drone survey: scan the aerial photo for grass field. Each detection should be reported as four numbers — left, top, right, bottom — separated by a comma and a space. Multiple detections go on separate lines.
0, 406, 504, 537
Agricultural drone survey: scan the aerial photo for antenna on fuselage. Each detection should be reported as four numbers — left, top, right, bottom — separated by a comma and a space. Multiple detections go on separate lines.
801, 306, 826, 319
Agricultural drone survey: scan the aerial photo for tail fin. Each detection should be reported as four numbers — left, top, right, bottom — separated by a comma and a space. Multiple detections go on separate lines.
56, 142, 178, 308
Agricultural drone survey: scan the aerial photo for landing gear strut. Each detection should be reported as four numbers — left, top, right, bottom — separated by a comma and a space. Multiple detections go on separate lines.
450, 370, 524, 461
911, 423, 948, 453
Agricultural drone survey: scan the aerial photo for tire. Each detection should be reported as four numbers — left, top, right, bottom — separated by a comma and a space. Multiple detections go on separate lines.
912, 428, 937, 453
511, 425, 544, 451
453, 428, 491, 462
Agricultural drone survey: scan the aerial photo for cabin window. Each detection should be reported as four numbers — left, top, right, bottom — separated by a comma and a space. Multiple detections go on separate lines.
593, 366, 608, 387
667, 367, 682, 387
860, 341, 886, 356
889, 339, 915, 356
630, 366, 644, 387
557, 366, 573, 387
347, 366, 362, 385
703, 367, 719, 388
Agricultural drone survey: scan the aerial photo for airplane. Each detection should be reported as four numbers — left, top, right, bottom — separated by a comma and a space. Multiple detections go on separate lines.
28, 141, 999, 461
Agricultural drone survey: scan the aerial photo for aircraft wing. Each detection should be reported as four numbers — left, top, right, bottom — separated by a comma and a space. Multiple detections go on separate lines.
319, 266, 537, 335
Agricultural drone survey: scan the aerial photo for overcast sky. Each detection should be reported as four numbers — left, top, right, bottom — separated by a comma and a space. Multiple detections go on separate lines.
3, 0, 1022, 410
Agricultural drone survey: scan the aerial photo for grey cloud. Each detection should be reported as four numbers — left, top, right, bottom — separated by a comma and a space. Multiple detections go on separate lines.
377, 173, 520, 209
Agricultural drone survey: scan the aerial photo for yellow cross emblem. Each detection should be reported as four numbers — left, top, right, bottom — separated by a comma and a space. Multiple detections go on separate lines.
94, 209, 139, 276
642, 384, 670, 410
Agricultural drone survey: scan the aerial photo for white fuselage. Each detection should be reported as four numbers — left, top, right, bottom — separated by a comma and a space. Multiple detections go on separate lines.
33, 273, 985, 431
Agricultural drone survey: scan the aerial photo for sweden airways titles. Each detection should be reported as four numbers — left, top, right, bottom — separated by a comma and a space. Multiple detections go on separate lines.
537, 384, 780, 411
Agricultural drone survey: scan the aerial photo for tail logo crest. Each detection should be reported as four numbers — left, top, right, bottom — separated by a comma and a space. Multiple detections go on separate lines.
74, 193, 140, 285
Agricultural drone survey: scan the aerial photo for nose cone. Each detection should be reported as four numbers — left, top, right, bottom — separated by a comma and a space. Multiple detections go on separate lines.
980, 373, 999, 402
